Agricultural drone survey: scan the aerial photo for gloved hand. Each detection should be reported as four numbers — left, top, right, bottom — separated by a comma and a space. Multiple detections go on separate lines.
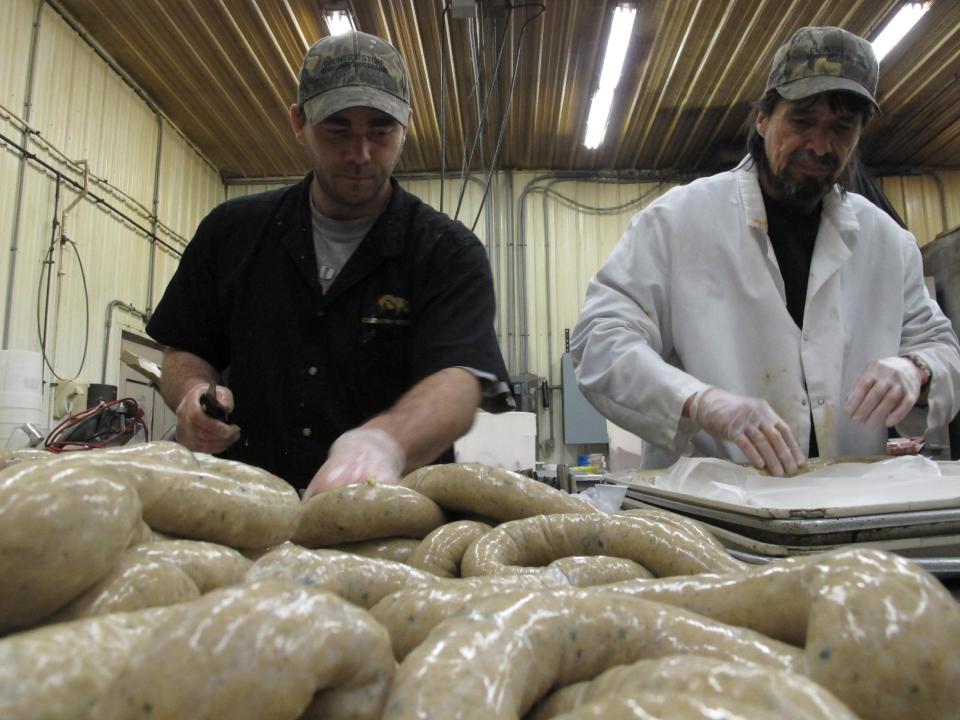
845, 356, 925, 429
174, 382, 241, 454
688, 387, 805, 476
302, 428, 405, 501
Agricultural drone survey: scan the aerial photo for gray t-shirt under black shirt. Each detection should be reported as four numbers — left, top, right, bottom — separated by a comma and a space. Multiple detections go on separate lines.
309, 196, 377, 293
309, 191, 513, 412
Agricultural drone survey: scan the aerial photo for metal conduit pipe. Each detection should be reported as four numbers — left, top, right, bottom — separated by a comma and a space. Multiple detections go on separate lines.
485, 175, 497, 323
515, 172, 571, 372
147, 114, 164, 313
924, 171, 950, 235
530, 177, 672, 456
516, 170, 696, 373
0, 130, 184, 257
499, 171, 514, 354
48, 161, 89, 373
101, 300, 150, 384
516, 171, 618, 372
0, 101, 189, 250
3, 0, 44, 349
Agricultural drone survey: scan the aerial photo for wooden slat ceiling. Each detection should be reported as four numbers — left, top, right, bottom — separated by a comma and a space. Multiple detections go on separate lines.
52, 0, 960, 178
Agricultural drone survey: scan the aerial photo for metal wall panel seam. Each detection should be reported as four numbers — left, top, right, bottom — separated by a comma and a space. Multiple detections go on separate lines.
3, 0, 43, 350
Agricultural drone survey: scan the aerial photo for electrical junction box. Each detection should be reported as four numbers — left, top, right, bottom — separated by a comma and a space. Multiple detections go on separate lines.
510, 373, 540, 413
561, 353, 608, 444
450, 0, 478, 19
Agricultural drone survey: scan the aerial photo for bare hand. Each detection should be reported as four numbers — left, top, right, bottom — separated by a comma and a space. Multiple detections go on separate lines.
689, 387, 805, 476
174, 382, 241, 453
302, 428, 405, 501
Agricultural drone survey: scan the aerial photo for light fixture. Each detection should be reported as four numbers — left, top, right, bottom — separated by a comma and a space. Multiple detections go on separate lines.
583, 3, 637, 150
324, 8, 356, 36
872, 1, 931, 62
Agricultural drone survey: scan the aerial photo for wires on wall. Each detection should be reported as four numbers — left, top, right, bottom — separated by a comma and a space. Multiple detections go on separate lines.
469, 3, 545, 233
439, 1, 545, 231
451, 2, 516, 223
35, 178, 91, 383
439, 2, 450, 213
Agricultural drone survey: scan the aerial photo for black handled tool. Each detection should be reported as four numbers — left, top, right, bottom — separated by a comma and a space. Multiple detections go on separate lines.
199, 382, 230, 423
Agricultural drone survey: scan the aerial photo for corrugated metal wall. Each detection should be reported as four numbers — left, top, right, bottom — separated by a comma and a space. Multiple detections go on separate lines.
154, 117, 222, 308
510, 173, 680, 463
1, 0, 221, 430
881, 170, 960, 246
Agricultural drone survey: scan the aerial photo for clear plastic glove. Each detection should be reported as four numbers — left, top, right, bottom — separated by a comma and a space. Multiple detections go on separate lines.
688, 387, 805, 476
302, 428, 405, 500
845, 356, 923, 429
174, 382, 241, 454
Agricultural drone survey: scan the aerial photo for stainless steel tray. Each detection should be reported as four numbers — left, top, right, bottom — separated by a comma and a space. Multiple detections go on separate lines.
622, 496, 960, 581
621, 488, 960, 545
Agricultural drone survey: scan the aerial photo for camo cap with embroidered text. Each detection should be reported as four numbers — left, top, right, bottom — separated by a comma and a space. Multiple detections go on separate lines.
298, 31, 411, 126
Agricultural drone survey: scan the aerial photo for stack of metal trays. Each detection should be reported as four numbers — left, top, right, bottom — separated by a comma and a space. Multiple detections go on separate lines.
613, 462, 960, 580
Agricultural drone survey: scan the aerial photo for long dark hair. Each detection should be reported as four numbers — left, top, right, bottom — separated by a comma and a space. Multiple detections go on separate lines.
745, 89, 877, 196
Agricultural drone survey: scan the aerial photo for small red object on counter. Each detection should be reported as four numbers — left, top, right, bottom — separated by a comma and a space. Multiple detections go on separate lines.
886, 437, 925, 456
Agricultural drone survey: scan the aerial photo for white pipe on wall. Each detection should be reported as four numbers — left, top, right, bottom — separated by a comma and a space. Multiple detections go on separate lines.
3, 0, 44, 350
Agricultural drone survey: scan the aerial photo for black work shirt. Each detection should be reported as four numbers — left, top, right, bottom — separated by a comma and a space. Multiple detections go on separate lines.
761, 188, 821, 458
147, 173, 511, 489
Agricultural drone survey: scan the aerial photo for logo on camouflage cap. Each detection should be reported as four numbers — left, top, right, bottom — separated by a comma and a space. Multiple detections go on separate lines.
766, 26, 879, 110
298, 31, 411, 126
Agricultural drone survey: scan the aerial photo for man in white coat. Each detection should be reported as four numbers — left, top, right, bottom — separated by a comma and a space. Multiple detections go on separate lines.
572, 26, 960, 476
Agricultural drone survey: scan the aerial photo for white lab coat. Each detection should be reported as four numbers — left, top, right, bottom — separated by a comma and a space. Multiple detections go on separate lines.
571, 158, 960, 468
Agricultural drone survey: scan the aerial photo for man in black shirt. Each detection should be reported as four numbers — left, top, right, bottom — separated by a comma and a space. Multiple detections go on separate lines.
147, 31, 512, 496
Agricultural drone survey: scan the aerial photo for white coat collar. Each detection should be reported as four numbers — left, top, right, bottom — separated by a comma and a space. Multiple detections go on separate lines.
733, 156, 861, 310
732, 155, 860, 239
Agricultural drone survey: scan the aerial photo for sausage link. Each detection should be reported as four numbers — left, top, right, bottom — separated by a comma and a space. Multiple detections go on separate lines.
51, 552, 200, 621
334, 538, 422, 564
0, 447, 49, 470
550, 691, 786, 719
530, 655, 857, 720
546, 556, 653, 585
25, 441, 302, 550
600, 548, 960, 720
461, 513, 743, 578
1, 581, 395, 720
372, 572, 582, 660
294, 481, 446, 547
401, 464, 595, 520
383, 588, 801, 719
246, 543, 437, 608
409, 520, 492, 577
0, 605, 174, 720
0, 459, 142, 633
88, 580, 394, 720
123, 539, 251, 592
51, 534, 249, 623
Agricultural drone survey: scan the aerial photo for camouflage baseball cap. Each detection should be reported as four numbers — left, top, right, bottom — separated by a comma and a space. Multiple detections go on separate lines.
298, 31, 411, 126
766, 27, 880, 111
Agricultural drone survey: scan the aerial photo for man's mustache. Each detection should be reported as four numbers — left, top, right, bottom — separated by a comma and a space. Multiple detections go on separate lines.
789, 149, 839, 170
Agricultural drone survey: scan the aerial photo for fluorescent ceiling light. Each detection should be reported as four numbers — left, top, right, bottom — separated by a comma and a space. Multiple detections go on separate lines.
324, 9, 356, 36
872, 2, 931, 62
584, 4, 637, 150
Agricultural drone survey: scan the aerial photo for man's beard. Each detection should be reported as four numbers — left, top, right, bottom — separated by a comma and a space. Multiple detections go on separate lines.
767, 149, 840, 209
